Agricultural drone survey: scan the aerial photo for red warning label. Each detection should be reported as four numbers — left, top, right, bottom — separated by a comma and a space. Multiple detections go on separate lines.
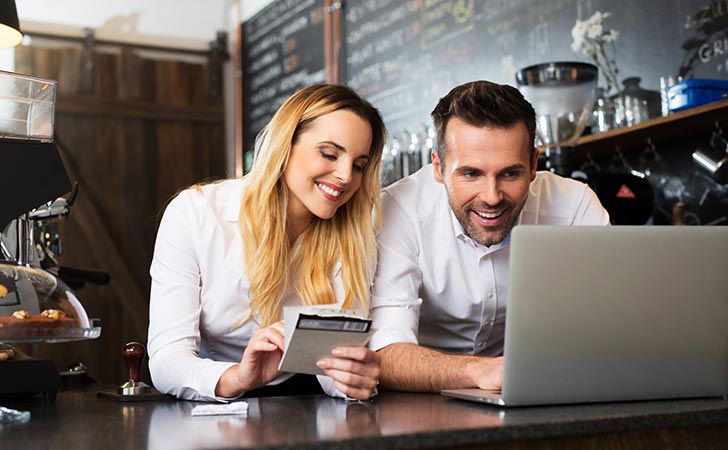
616, 184, 636, 199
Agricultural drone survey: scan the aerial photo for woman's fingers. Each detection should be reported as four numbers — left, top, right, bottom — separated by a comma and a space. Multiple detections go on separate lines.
268, 320, 286, 337
331, 379, 376, 400
317, 346, 381, 399
331, 345, 378, 363
246, 339, 278, 352
317, 356, 377, 378
323, 368, 377, 388
235, 322, 288, 392
248, 321, 285, 352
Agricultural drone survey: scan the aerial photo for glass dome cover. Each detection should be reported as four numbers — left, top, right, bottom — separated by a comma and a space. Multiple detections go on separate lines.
0, 262, 100, 343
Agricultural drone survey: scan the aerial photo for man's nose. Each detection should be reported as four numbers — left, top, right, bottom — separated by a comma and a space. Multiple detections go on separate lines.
480, 177, 503, 206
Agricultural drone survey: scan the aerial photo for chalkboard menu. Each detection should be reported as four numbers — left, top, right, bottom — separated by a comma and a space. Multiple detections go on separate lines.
242, 0, 326, 169
343, 0, 728, 135
346, 0, 457, 133
243, 0, 728, 153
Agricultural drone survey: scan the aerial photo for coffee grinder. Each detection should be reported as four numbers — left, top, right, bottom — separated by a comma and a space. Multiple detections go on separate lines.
515, 61, 598, 176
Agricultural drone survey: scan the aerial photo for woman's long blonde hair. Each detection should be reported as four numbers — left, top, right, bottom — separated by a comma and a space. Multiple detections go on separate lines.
234, 84, 385, 328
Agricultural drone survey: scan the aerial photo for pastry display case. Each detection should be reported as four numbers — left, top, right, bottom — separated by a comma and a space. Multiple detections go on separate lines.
0, 263, 101, 342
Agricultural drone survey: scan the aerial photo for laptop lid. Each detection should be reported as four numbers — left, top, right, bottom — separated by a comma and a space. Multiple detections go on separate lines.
497, 225, 728, 407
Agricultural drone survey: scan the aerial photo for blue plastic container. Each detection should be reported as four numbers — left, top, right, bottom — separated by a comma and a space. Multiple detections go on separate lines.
667, 79, 728, 112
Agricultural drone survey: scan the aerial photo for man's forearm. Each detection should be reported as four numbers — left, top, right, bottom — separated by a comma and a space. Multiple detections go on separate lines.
377, 343, 502, 392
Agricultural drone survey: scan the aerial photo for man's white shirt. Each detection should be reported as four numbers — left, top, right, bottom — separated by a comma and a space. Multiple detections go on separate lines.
370, 165, 610, 356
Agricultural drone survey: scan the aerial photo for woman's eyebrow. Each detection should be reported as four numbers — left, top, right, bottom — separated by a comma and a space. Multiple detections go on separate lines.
318, 140, 345, 151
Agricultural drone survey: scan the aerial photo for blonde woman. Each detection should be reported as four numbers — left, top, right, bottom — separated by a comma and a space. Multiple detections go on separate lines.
148, 84, 385, 401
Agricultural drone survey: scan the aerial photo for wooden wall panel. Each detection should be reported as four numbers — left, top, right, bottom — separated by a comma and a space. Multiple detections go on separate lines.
56, 48, 84, 95
94, 52, 121, 98
11, 40, 226, 385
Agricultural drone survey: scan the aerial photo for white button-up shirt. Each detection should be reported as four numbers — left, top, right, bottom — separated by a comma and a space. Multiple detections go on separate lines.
148, 179, 344, 401
370, 165, 610, 356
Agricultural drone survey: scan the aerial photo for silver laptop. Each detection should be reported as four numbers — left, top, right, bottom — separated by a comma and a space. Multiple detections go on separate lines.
442, 225, 728, 407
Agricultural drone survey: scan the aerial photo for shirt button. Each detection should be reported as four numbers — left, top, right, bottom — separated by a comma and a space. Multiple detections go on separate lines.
486, 292, 495, 300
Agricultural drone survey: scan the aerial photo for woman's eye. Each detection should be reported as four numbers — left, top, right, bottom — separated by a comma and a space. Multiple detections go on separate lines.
353, 164, 364, 172
320, 151, 337, 161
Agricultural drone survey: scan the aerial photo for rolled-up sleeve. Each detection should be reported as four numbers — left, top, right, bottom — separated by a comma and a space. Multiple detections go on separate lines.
147, 192, 236, 402
369, 191, 423, 351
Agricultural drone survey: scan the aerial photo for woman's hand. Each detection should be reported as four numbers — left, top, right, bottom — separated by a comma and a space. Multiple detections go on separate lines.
215, 321, 285, 397
316, 346, 381, 400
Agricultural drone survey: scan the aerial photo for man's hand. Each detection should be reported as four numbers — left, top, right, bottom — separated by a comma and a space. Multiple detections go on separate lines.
466, 355, 504, 390
378, 343, 503, 392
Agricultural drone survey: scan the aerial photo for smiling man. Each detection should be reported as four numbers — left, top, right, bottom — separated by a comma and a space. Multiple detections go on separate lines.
370, 81, 610, 392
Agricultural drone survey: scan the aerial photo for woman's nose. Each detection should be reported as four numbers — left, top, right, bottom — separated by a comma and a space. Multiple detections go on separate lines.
334, 162, 353, 184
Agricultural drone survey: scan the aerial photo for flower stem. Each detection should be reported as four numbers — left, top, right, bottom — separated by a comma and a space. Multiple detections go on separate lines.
596, 41, 621, 96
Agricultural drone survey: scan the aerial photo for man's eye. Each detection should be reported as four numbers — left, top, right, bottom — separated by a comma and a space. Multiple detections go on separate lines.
502, 170, 520, 178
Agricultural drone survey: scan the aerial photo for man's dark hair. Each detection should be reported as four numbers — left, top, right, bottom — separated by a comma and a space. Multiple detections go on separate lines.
430, 80, 537, 167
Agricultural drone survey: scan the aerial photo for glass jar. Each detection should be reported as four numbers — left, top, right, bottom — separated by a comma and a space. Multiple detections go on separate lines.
612, 77, 661, 127
593, 88, 615, 133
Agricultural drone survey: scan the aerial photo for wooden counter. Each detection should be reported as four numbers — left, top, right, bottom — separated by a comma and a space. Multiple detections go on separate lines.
3, 388, 728, 450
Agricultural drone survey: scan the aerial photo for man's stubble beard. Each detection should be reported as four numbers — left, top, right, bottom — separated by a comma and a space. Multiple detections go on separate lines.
447, 191, 528, 247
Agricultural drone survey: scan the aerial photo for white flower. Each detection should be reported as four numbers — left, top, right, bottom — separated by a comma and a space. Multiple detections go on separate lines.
588, 11, 610, 25
586, 22, 603, 39
602, 29, 619, 42
569, 10, 621, 95
570, 37, 583, 53
571, 19, 587, 40
584, 44, 597, 57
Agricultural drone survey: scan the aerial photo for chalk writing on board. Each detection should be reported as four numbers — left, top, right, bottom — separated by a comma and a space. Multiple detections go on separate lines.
422, 0, 475, 49
245, 0, 317, 41
679, 1, 728, 77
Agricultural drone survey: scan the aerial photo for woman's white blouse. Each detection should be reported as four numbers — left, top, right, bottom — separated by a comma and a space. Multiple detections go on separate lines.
147, 179, 342, 401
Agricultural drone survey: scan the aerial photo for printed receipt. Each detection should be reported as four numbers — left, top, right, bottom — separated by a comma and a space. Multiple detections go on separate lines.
278, 306, 376, 375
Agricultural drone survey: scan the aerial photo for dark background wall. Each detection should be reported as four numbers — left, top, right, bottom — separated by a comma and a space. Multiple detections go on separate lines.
242, 0, 728, 226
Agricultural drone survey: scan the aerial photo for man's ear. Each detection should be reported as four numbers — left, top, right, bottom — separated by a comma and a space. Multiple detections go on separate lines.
530, 147, 539, 181
432, 149, 444, 184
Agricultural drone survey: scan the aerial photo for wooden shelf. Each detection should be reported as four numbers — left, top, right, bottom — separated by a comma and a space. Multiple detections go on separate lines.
574, 98, 728, 156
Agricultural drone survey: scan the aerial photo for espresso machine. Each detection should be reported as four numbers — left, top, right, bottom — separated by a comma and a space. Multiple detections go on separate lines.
0, 70, 101, 403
